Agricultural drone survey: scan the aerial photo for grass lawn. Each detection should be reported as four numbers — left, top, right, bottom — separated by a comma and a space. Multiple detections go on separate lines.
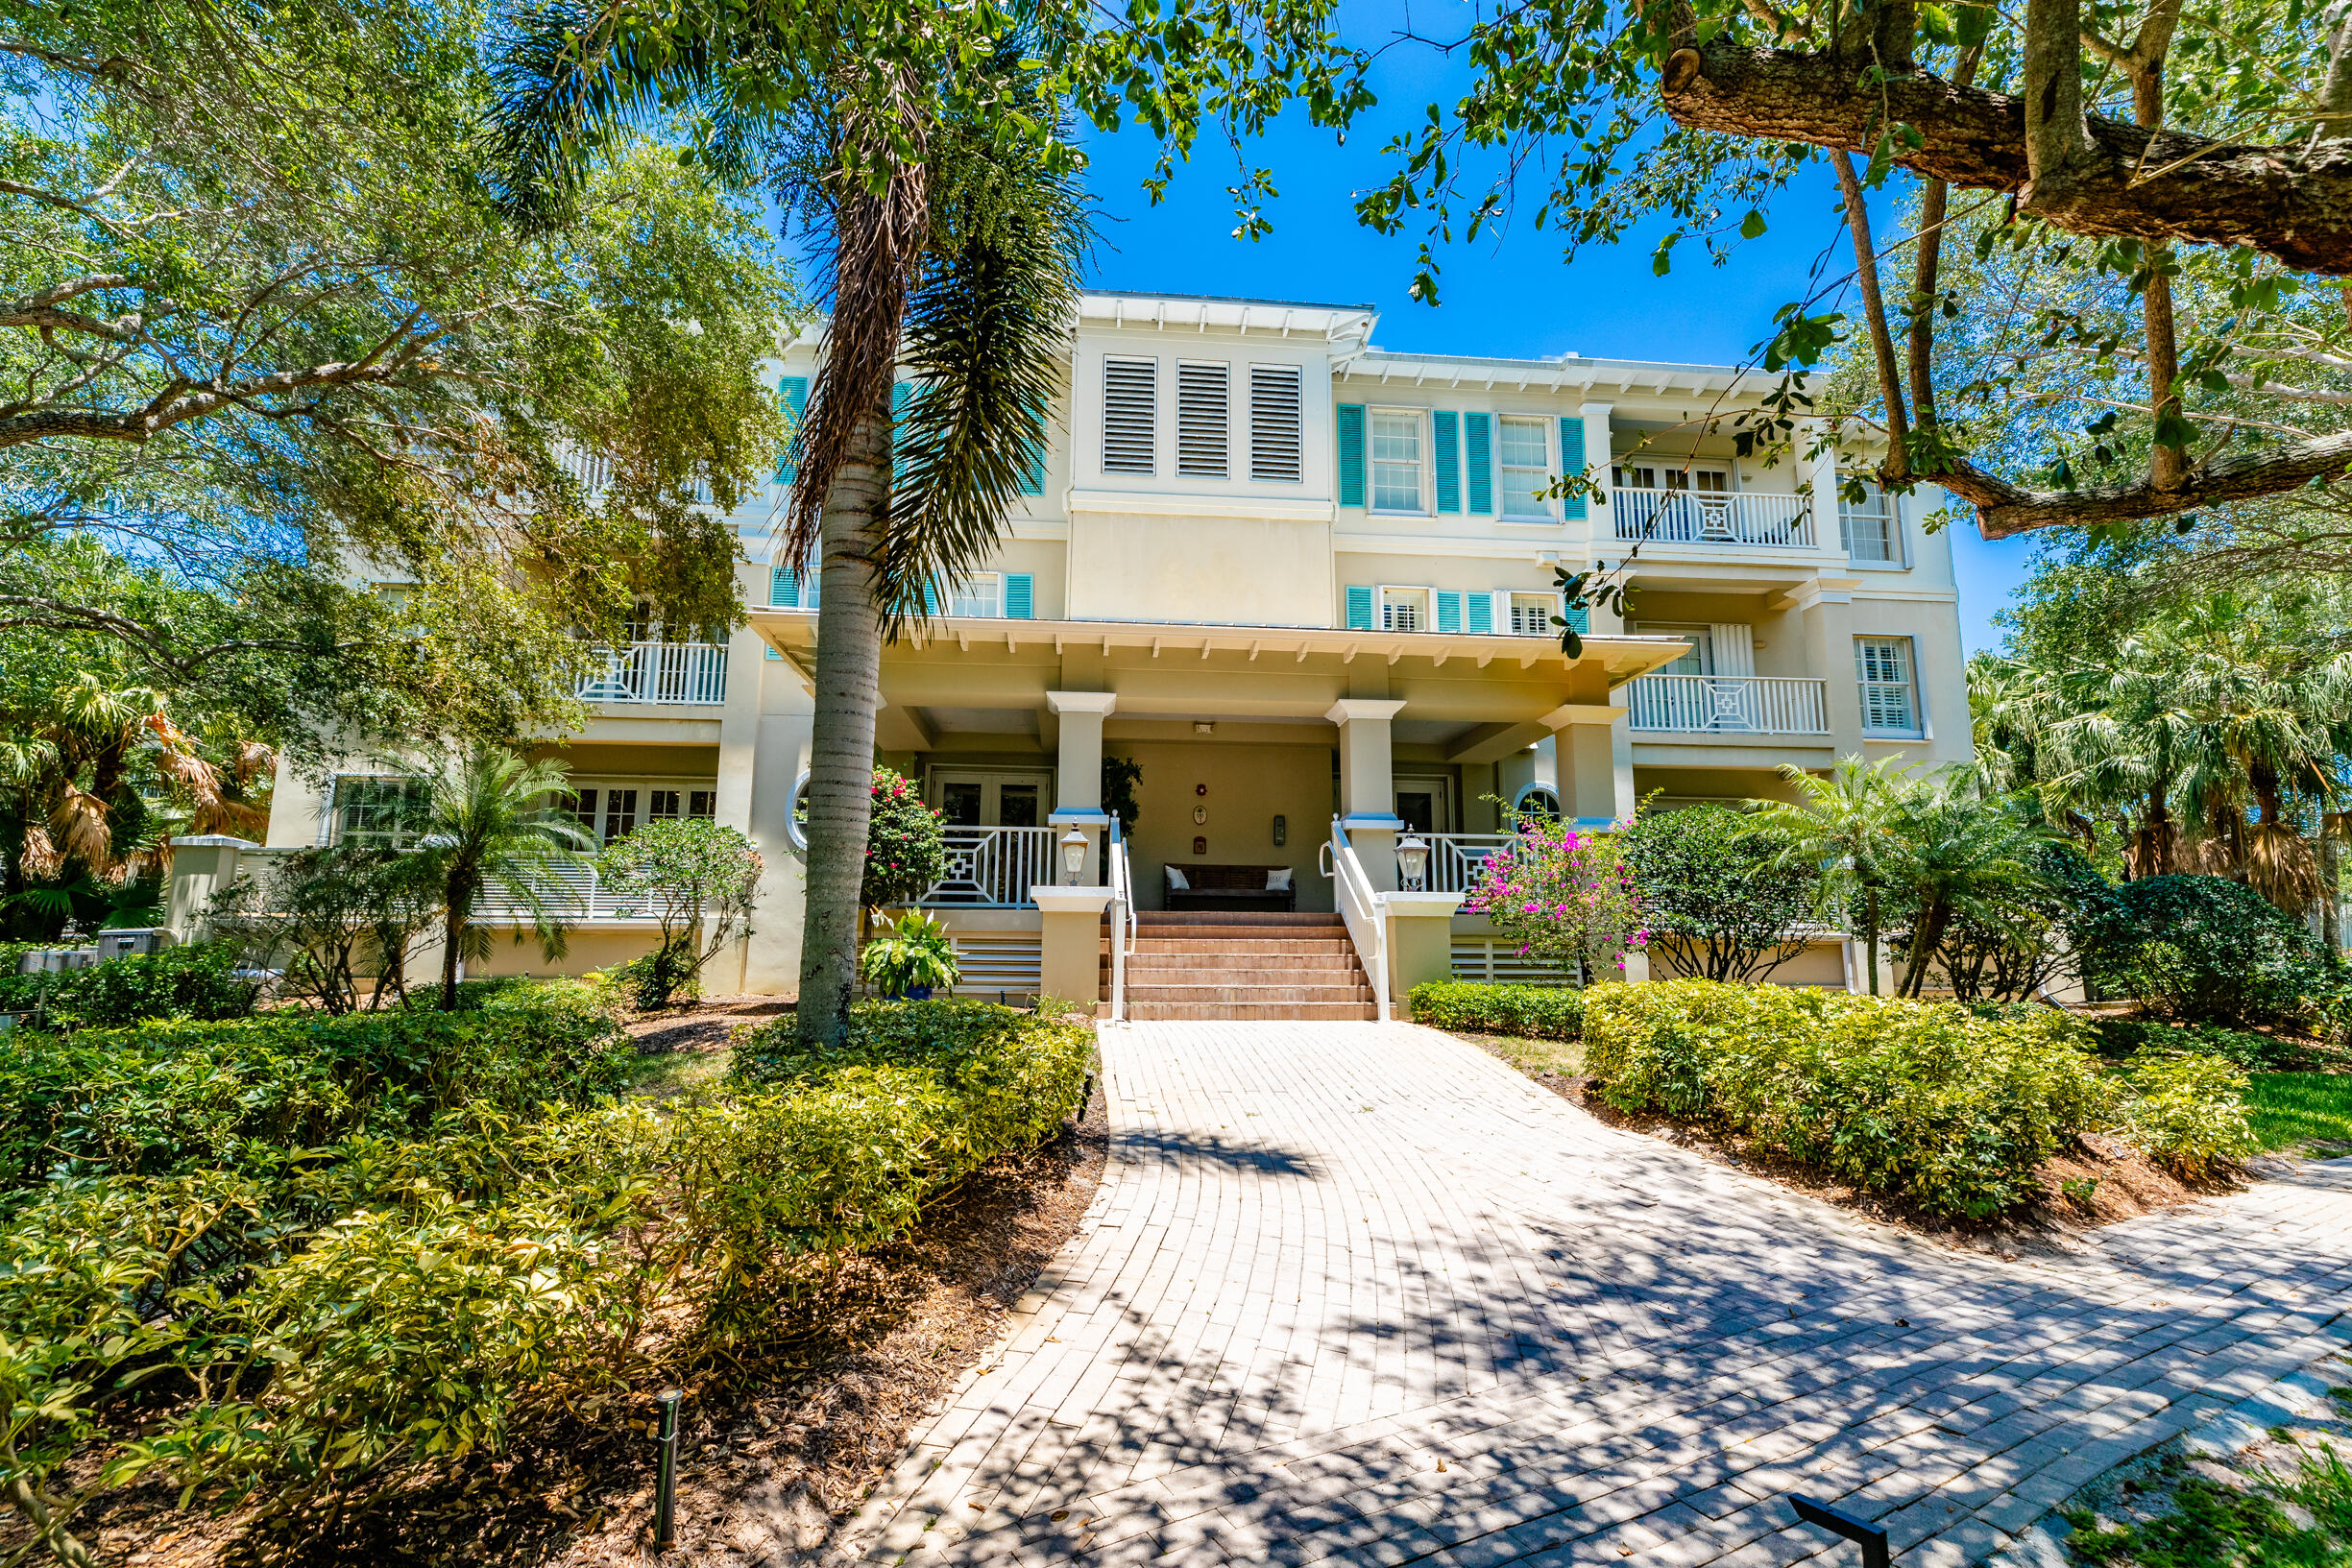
2244, 1073, 2352, 1153
1464, 1031, 1587, 1079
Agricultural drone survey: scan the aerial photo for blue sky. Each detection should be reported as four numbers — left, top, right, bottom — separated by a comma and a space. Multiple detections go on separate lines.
1067, 46, 2040, 655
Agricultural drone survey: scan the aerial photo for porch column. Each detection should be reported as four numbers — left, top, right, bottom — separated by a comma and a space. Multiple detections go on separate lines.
1327, 698, 1407, 889
164, 835, 256, 942
1540, 701, 1634, 824
713, 620, 769, 991
1033, 886, 1114, 1012
1578, 400, 1614, 564
1046, 690, 1116, 884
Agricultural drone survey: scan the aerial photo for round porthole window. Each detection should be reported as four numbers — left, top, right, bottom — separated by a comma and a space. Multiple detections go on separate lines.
784, 770, 812, 851
1513, 784, 1563, 826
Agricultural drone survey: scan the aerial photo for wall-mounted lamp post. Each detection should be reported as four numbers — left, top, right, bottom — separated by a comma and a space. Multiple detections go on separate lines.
1396, 834, 1429, 892
1059, 827, 1090, 886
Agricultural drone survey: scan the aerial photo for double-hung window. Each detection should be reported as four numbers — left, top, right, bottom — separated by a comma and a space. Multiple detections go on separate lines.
330, 777, 425, 848
1370, 411, 1424, 513
1498, 416, 1553, 520
1855, 637, 1922, 735
1509, 593, 1557, 638
1380, 586, 1430, 633
949, 573, 1003, 618
1840, 480, 1900, 563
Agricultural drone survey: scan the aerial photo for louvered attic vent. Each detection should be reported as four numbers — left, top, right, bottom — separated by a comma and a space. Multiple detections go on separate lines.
1103, 356, 1157, 476
1177, 362, 1229, 478
1250, 365, 1303, 482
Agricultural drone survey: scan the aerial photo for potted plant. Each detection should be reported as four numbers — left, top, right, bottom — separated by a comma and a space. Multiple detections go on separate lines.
859, 910, 959, 1001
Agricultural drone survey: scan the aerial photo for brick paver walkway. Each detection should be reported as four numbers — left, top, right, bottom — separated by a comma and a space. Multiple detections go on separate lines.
846, 1022, 2352, 1567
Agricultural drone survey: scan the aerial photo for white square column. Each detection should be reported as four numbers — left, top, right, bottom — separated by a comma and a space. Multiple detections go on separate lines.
1541, 700, 1636, 825
1327, 697, 1408, 889
1046, 690, 1118, 883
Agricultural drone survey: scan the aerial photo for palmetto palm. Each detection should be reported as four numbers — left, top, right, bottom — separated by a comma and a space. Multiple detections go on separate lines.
400, 745, 591, 1010
491, 12, 1082, 1044
1874, 778, 2055, 997
1747, 756, 1920, 995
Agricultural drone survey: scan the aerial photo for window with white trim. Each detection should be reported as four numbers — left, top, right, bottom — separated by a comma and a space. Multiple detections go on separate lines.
948, 573, 1003, 619
1612, 463, 1658, 489
1509, 593, 1557, 638
1370, 410, 1424, 513
1379, 586, 1430, 633
1665, 466, 1732, 494
1839, 479, 1900, 563
1855, 637, 1922, 734
1176, 361, 1229, 478
1102, 356, 1157, 475
1498, 416, 1553, 519
1249, 364, 1303, 481
329, 776, 426, 848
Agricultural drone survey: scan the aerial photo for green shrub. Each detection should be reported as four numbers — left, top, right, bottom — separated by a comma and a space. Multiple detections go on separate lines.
2071, 874, 2337, 1027
2093, 1017, 2296, 1071
2122, 1048, 2259, 1176
859, 909, 959, 998
0, 983, 634, 1192
1408, 980, 1586, 1040
863, 767, 948, 908
0, 941, 259, 1027
1583, 980, 2118, 1218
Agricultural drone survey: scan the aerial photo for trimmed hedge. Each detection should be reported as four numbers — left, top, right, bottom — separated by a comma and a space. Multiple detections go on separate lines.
1408, 980, 1586, 1040
0, 941, 259, 1028
2071, 874, 2339, 1027
1585, 980, 2126, 1218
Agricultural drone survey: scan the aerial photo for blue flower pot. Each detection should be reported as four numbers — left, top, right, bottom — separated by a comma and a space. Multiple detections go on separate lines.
903, 984, 934, 1001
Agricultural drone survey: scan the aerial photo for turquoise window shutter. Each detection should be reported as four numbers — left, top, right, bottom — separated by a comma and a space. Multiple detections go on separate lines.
770, 565, 797, 607
1464, 413, 1494, 515
1336, 404, 1367, 507
774, 375, 808, 483
1005, 573, 1034, 619
1563, 601, 1590, 634
1018, 443, 1046, 496
1436, 590, 1463, 635
1558, 416, 1588, 520
1344, 585, 1375, 630
891, 382, 912, 486
1432, 412, 1462, 513
1467, 592, 1493, 635
921, 579, 938, 616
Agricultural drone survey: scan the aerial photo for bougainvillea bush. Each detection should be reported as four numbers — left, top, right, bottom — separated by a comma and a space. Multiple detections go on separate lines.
863, 767, 948, 909
1464, 819, 1646, 979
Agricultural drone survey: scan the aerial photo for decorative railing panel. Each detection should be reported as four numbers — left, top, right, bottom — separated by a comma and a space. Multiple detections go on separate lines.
1626, 674, 1830, 735
1415, 833, 1518, 895
917, 826, 1057, 908
1612, 489, 1815, 548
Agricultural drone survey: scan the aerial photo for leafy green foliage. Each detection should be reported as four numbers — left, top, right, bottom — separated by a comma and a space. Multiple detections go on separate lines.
1408, 981, 1586, 1039
2064, 1443, 2352, 1567
0, 941, 257, 1028
1621, 806, 1817, 983
595, 817, 763, 1006
2072, 874, 2340, 1027
859, 910, 960, 999
1461, 820, 1646, 978
209, 845, 448, 1014
2120, 1048, 2260, 1176
1102, 757, 1144, 835
1584, 980, 2122, 1218
863, 769, 948, 910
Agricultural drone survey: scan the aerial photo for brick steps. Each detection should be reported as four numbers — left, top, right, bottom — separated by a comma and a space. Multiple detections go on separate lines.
1103, 913, 1378, 1021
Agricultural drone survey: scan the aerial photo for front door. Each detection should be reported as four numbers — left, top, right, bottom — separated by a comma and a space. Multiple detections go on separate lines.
1394, 778, 1451, 835
931, 769, 1050, 828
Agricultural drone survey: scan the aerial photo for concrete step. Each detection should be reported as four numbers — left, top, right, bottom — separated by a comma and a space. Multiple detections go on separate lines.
1127, 982, 1374, 1003
1123, 937, 1356, 955
1126, 1000, 1381, 1021
1134, 912, 1342, 928
1121, 965, 1366, 986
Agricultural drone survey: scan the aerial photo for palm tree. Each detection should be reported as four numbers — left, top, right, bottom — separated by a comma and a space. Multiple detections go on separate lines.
1747, 756, 1921, 996
1874, 778, 2055, 998
490, 15, 1082, 1045
399, 745, 591, 1010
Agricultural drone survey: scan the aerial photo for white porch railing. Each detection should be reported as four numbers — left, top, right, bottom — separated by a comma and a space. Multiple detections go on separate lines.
1107, 818, 1134, 1023
230, 849, 661, 922
1418, 833, 1517, 895
1612, 489, 1815, 548
1626, 674, 1830, 735
578, 641, 729, 706
918, 826, 1057, 908
1321, 818, 1390, 1022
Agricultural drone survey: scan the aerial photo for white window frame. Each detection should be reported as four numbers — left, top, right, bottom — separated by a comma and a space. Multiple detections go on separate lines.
1369, 407, 1428, 516
1855, 636, 1924, 736
1378, 585, 1431, 633
570, 776, 723, 845
948, 572, 1004, 618
1838, 477, 1904, 567
1509, 592, 1559, 639
1639, 622, 1714, 675
1497, 415, 1555, 521
326, 775, 427, 849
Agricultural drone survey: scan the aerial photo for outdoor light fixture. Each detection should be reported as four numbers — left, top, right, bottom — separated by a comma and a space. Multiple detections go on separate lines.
1059, 826, 1089, 885
1396, 834, 1429, 892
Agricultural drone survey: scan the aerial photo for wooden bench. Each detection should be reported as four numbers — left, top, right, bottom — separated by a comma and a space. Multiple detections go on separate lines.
1164, 864, 1297, 912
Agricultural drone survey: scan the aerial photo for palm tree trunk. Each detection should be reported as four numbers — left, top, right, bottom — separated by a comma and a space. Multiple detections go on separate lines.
441, 900, 465, 1010
796, 401, 891, 1047
1863, 884, 1881, 996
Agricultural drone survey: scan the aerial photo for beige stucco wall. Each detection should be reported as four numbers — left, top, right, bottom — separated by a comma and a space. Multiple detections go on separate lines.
1115, 736, 1338, 911
1068, 512, 1334, 627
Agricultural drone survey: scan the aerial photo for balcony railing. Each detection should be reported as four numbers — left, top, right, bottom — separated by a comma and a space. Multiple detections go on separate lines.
917, 826, 1058, 908
230, 849, 663, 921
1627, 674, 1830, 735
1612, 489, 1816, 548
578, 641, 728, 706
1415, 832, 1518, 895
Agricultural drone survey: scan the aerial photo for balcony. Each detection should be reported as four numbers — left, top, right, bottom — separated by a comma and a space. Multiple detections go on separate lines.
577, 641, 728, 706
1612, 489, 1816, 549
917, 827, 1059, 908
1627, 674, 1829, 735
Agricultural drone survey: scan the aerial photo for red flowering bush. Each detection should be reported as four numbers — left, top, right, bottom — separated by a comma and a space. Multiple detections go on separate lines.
1464, 819, 1648, 979
863, 768, 948, 908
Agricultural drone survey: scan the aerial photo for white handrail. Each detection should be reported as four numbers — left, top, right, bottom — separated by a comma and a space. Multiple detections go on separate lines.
1327, 817, 1391, 1022
1107, 818, 1132, 1023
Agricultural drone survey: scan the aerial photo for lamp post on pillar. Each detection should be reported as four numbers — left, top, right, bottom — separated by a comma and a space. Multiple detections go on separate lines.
1045, 690, 1117, 885
1326, 698, 1408, 889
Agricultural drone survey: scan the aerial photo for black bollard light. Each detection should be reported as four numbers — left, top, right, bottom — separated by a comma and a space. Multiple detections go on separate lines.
653, 1388, 683, 1552
1790, 1497, 1889, 1568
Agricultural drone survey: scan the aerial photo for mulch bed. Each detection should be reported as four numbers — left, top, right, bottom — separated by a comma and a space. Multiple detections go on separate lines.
1472, 1041, 2242, 1260
70, 1022, 1110, 1568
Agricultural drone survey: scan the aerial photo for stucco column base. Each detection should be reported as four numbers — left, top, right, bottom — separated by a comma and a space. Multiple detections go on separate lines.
1384, 891, 1466, 1005
165, 835, 258, 941
1619, 950, 1652, 984
1345, 820, 1401, 893
1032, 887, 1113, 1012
